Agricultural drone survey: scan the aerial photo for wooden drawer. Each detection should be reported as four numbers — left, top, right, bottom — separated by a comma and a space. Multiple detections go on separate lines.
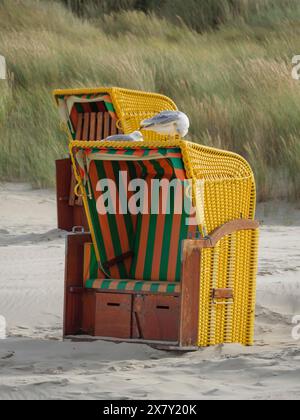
133, 295, 180, 342
94, 293, 132, 339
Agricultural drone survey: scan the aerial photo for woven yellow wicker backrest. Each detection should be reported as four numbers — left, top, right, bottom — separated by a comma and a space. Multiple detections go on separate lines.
110, 87, 178, 140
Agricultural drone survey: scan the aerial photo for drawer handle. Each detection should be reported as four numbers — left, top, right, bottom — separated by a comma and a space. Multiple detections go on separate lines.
156, 305, 170, 310
107, 302, 120, 307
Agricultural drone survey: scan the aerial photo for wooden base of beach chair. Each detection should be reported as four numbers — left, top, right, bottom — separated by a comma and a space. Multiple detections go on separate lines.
63, 219, 259, 348
64, 233, 181, 342
80, 292, 180, 342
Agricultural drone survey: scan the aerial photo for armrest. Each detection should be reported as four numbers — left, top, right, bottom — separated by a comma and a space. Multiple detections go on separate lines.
184, 219, 259, 251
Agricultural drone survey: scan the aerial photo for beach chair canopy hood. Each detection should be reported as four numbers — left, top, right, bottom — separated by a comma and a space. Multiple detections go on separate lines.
53, 87, 178, 142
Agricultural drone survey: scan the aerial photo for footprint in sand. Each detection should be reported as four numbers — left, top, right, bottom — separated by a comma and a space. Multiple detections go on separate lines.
1, 351, 15, 360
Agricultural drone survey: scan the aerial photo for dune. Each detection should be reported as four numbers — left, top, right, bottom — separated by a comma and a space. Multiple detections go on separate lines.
0, 183, 300, 400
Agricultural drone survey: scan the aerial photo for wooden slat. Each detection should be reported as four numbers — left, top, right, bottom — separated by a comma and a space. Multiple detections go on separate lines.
89, 112, 96, 141
56, 159, 73, 231
75, 113, 83, 140
77, 112, 123, 141
69, 171, 77, 206
96, 112, 103, 141
72, 205, 89, 232
82, 113, 90, 140
179, 242, 201, 347
82, 291, 96, 335
104, 112, 110, 139
64, 233, 92, 337
55, 158, 88, 232
110, 118, 117, 136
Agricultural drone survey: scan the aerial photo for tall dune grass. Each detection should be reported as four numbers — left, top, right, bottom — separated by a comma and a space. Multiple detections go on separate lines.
61, 0, 300, 33
0, 0, 300, 199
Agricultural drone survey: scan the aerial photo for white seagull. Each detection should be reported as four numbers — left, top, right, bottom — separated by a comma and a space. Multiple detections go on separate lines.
105, 131, 143, 142
140, 110, 190, 138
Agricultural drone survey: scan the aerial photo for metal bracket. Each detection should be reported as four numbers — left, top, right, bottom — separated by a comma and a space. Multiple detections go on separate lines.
72, 226, 85, 234
212, 288, 234, 305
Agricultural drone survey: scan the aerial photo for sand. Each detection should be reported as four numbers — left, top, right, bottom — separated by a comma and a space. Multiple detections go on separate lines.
0, 182, 300, 400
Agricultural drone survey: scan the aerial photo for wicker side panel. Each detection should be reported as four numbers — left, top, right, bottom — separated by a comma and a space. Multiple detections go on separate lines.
198, 228, 259, 347
202, 177, 254, 234
111, 88, 178, 141
182, 141, 256, 234
184, 141, 253, 178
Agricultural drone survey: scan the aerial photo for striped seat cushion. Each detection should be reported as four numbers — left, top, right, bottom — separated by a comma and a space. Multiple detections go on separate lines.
85, 278, 180, 294
83, 243, 180, 293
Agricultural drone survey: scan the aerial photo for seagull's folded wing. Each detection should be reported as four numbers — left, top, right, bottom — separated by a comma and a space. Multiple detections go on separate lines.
141, 111, 180, 127
106, 134, 133, 141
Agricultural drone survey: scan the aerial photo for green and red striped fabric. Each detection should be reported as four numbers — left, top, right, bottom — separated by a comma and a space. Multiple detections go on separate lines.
83, 242, 180, 293
86, 159, 142, 278
129, 155, 198, 282
83, 242, 105, 283
79, 147, 198, 283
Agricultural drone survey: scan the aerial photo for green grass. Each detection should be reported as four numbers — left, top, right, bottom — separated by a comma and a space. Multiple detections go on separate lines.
0, 0, 300, 199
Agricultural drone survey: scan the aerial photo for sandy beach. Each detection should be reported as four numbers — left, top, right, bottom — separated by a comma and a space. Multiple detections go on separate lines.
0, 182, 300, 400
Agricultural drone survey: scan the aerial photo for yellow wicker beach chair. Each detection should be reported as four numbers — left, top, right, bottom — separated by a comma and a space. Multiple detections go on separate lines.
54, 87, 259, 349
